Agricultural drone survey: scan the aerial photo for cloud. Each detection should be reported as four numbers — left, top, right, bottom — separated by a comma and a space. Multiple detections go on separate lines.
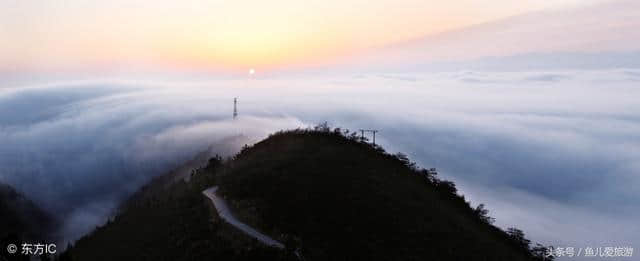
1, 69, 639, 257
267, 70, 640, 256
455, 180, 640, 249
0, 82, 305, 241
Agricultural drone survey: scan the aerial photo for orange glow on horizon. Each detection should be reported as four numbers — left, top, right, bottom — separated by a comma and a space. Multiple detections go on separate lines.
0, 0, 592, 73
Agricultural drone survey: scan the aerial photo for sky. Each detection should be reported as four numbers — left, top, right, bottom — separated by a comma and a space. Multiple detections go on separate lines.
1, 0, 613, 74
356, 0, 640, 71
1, 1, 640, 260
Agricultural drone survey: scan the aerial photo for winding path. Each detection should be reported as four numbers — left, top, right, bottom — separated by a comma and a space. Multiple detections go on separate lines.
202, 186, 285, 249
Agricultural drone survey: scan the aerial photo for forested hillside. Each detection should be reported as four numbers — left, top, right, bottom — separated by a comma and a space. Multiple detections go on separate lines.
65, 126, 552, 260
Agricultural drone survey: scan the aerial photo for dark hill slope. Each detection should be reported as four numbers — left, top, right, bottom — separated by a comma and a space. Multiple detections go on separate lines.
67, 150, 293, 261
216, 129, 548, 261
0, 183, 57, 261
66, 128, 550, 261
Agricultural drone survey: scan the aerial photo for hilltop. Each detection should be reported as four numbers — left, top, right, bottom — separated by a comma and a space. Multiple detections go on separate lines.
65, 125, 552, 260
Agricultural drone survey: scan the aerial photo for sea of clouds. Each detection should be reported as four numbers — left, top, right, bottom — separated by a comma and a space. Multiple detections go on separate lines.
1, 69, 638, 259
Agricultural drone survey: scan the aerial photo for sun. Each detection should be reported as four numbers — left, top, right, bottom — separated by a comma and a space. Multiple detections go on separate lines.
248, 68, 255, 75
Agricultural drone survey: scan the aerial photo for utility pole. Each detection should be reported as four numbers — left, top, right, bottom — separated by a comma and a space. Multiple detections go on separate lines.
358, 129, 379, 145
371, 130, 378, 145
233, 97, 238, 119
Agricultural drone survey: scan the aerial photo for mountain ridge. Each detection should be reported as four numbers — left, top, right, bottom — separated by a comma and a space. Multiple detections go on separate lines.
64, 125, 553, 260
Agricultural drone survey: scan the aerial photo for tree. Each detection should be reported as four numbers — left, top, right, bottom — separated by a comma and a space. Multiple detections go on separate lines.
435, 180, 457, 195
531, 243, 555, 261
208, 155, 223, 169
314, 122, 330, 132
506, 227, 530, 250
394, 153, 416, 169
473, 204, 495, 224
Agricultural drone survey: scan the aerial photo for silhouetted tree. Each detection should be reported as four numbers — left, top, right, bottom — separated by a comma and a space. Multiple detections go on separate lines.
208, 155, 223, 169
436, 180, 457, 195
393, 153, 418, 170
506, 227, 530, 250
314, 122, 330, 132
531, 243, 555, 260
473, 204, 495, 224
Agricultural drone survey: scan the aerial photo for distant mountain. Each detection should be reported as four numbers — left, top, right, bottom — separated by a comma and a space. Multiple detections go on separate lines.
0, 183, 57, 260
66, 126, 552, 260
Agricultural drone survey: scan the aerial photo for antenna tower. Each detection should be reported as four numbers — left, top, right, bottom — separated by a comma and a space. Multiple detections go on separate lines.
233, 97, 238, 119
